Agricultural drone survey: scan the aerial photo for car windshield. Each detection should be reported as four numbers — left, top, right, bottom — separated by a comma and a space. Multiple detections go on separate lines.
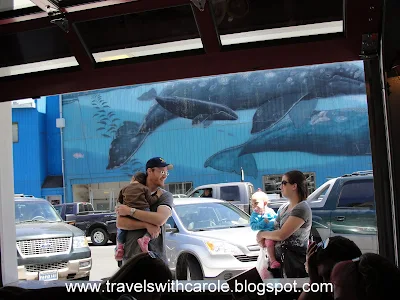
15, 201, 63, 223
174, 202, 250, 231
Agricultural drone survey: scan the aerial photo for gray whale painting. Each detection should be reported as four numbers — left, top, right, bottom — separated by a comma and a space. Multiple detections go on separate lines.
104, 62, 369, 179
204, 107, 371, 177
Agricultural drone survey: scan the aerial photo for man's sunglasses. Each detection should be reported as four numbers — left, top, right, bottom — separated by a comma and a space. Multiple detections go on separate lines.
151, 168, 169, 176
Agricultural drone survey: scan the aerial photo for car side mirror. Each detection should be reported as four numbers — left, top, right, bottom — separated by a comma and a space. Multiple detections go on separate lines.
165, 223, 178, 233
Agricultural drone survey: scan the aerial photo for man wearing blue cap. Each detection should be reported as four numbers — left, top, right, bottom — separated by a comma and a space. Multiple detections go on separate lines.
116, 157, 174, 264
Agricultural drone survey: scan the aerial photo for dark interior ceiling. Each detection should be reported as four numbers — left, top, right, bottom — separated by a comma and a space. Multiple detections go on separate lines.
0, 0, 384, 101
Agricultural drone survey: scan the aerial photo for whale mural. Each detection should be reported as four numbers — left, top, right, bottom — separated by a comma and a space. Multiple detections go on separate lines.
106, 62, 367, 170
61, 61, 371, 186
204, 106, 371, 177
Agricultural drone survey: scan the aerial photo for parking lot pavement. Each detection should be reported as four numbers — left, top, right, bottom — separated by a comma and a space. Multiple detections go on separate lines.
89, 242, 119, 281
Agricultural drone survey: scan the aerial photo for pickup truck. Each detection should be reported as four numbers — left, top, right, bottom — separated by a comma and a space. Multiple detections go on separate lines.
268, 170, 378, 254
53, 202, 117, 246
186, 182, 255, 214
14, 196, 92, 281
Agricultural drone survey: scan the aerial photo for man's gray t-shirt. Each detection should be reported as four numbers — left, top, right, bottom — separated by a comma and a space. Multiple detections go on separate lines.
123, 190, 173, 264
274, 201, 312, 258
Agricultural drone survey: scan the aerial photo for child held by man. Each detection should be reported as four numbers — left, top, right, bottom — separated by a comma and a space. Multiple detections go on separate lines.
114, 172, 163, 261
250, 189, 281, 269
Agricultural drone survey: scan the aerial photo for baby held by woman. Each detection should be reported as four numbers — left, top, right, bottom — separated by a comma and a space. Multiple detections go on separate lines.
250, 189, 280, 269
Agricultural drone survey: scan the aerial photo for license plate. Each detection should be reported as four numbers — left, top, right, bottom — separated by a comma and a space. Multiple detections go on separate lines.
38, 270, 58, 281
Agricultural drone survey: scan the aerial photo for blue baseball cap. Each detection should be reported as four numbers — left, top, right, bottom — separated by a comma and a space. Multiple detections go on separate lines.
146, 157, 173, 170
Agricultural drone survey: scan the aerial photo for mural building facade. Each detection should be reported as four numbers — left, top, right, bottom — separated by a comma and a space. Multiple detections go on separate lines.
61, 60, 372, 207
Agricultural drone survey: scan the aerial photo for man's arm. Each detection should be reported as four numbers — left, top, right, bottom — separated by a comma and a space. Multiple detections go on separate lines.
117, 192, 173, 227
116, 214, 147, 230
128, 205, 171, 227
138, 205, 171, 226
116, 214, 160, 238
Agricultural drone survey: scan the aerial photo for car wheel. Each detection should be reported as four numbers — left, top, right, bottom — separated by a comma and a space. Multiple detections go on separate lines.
91, 228, 109, 246
178, 256, 203, 280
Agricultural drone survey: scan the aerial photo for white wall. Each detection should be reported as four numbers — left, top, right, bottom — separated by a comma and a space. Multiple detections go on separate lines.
0, 102, 18, 285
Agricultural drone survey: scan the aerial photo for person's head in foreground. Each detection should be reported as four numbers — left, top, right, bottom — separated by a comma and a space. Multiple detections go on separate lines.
311, 236, 362, 283
330, 252, 400, 300
100, 252, 173, 300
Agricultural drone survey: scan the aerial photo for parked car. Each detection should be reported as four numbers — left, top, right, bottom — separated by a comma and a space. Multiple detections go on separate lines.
269, 170, 378, 254
186, 182, 255, 214
173, 194, 187, 198
15, 196, 92, 281
53, 202, 117, 246
165, 198, 260, 280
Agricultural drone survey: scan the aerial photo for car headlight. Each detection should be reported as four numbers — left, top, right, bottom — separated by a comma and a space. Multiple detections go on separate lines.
73, 236, 89, 248
204, 240, 243, 255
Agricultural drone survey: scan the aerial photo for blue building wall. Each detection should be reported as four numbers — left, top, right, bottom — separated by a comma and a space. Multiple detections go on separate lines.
61, 61, 373, 202
38, 98, 47, 188
42, 188, 64, 198
12, 103, 43, 197
46, 96, 62, 175
12, 97, 64, 201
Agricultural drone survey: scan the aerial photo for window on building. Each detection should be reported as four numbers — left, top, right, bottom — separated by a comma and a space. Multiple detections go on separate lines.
262, 172, 316, 196
96, 202, 110, 211
12, 122, 18, 143
305, 173, 317, 195
164, 182, 193, 194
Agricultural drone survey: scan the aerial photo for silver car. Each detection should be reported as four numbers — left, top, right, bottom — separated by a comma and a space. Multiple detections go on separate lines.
173, 194, 187, 198
165, 198, 260, 280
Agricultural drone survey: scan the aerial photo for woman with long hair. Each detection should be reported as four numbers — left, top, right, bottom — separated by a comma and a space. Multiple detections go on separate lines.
256, 170, 312, 278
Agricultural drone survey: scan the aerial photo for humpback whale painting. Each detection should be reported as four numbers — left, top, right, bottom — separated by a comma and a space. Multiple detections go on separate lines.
62, 61, 372, 187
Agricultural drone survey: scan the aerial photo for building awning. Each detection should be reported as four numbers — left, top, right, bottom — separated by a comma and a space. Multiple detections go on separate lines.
42, 175, 63, 188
